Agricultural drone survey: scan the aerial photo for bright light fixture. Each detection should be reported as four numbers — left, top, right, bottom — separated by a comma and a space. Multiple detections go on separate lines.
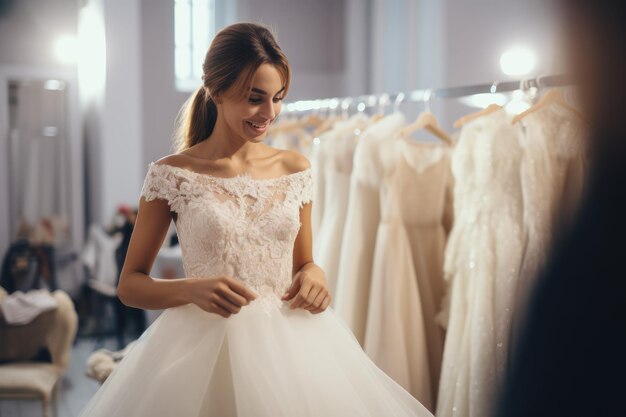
54, 35, 79, 65
78, 3, 106, 102
500, 46, 537, 76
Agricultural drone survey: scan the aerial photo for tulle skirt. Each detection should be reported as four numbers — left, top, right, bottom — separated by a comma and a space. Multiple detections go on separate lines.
80, 301, 432, 417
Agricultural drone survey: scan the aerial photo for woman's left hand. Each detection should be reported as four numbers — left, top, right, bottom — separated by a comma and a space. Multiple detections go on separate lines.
281, 264, 332, 314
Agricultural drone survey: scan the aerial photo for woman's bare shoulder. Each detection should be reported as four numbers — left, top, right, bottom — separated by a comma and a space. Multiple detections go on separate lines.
153, 153, 192, 169
278, 149, 311, 174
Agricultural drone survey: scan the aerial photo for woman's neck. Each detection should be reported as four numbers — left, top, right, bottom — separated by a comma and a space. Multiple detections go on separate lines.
196, 115, 268, 163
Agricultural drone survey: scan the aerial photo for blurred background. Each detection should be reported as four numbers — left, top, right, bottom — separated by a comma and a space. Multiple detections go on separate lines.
0, 1, 577, 416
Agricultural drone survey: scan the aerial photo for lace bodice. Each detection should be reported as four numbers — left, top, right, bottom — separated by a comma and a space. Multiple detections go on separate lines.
141, 163, 313, 314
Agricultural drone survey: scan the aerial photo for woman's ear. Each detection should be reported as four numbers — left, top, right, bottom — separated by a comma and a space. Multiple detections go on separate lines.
213, 93, 223, 104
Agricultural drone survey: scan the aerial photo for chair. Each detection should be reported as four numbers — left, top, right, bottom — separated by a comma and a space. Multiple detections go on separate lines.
0, 287, 78, 417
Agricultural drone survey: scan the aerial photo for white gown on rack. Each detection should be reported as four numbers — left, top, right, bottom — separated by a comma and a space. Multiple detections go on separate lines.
514, 102, 587, 317
437, 109, 525, 417
313, 113, 369, 300
364, 136, 453, 412
334, 112, 406, 343
80, 163, 432, 417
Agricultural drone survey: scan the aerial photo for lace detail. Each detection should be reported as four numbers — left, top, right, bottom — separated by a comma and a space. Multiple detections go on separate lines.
141, 163, 313, 316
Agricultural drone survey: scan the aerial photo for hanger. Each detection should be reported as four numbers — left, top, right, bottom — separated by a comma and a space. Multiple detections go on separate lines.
512, 76, 586, 124
397, 89, 454, 145
454, 81, 504, 128
312, 98, 340, 137
341, 97, 353, 119
371, 93, 389, 123
393, 92, 405, 114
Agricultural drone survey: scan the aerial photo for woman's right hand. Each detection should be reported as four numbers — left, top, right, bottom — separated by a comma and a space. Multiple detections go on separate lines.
187, 276, 258, 318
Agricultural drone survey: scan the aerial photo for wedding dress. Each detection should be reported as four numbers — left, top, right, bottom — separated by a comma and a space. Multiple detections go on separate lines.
437, 109, 525, 417
313, 113, 369, 300
80, 162, 432, 417
334, 112, 406, 343
364, 136, 453, 411
515, 102, 587, 318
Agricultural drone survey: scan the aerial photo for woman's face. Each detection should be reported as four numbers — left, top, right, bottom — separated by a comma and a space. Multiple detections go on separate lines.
218, 63, 285, 143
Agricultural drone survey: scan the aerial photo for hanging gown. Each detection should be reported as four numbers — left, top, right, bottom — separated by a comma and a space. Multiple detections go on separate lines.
364, 136, 453, 412
334, 112, 407, 342
80, 163, 432, 417
437, 109, 525, 417
313, 113, 370, 299
514, 102, 587, 319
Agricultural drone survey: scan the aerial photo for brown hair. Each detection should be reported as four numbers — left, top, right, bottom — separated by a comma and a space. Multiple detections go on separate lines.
174, 23, 291, 152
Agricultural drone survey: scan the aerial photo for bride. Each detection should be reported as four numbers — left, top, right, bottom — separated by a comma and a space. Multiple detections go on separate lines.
80, 22, 432, 417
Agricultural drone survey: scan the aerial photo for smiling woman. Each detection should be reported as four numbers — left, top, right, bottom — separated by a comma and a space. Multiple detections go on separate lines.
79, 22, 433, 417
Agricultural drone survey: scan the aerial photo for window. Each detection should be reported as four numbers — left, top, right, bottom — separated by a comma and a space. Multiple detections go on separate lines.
174, 0, 236, 91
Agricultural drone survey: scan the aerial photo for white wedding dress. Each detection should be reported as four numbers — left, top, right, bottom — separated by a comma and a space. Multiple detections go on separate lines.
313, 113, 369, 300
436, 109, 525, 417
514, 102, 587, 318
335, 113, 406, 343
80, 162, 432, 417
364, 136, 453, 411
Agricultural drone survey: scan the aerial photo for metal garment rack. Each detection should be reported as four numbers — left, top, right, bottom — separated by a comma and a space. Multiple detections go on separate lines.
284, 74, 574, 113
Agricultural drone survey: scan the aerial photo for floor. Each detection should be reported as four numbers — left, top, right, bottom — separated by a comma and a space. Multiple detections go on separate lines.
0, 337, 118, 417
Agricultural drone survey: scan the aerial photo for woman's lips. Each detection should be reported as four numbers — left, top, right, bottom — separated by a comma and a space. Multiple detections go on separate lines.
245, 120, 270, 133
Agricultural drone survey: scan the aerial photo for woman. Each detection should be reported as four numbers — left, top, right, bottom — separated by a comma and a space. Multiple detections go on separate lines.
80, 22, 432, 417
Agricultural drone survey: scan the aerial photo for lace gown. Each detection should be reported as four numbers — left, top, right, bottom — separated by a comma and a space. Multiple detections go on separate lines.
80, 163, 432, 417
514, 103, 587, 320
437, 109, 525, 417
364, 137, 453, 412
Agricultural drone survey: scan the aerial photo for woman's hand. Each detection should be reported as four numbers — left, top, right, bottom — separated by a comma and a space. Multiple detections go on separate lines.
187, 276, 257, 318
281, 264, 331, 314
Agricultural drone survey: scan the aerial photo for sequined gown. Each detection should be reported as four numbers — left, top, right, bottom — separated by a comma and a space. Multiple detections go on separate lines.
514, 102, 587, 320
80, 163, 432, 417
437, 109, 525, 417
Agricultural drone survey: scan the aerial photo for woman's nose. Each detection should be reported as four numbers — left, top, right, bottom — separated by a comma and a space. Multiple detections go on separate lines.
259, 100, 275, 120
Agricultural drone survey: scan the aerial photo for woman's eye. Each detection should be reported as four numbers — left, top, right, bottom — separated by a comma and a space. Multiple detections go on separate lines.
273, 97, 284, 103
249, 98, 262, 104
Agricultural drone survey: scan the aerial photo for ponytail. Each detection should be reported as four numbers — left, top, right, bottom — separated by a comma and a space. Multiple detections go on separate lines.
173, 86, 218, 152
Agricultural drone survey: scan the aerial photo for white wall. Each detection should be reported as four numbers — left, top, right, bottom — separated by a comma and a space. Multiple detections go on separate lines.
140, 0, 190, 168
98, 0, 143, 224
0, 0, 78, 69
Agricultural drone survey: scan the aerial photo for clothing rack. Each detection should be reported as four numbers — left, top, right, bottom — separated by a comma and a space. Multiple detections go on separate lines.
284, 74, 574, 113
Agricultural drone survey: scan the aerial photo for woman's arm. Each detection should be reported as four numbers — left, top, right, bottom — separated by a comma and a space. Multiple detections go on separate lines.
117, 197, 190, 309
281, 156, 332, 314
118, 195, 256, 317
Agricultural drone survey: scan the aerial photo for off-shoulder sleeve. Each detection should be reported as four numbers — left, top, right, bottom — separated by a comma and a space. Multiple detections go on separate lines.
291, 168, 313, 208
141, 163, 176, 202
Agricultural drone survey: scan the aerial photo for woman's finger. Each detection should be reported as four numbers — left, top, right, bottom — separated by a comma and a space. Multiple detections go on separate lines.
303, 286, 323, 309
306, 288, 327, 310
210, 302, 231, 318
219, 286, 249, 307
290, 282, 313, 309
214, 296, 241, 314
